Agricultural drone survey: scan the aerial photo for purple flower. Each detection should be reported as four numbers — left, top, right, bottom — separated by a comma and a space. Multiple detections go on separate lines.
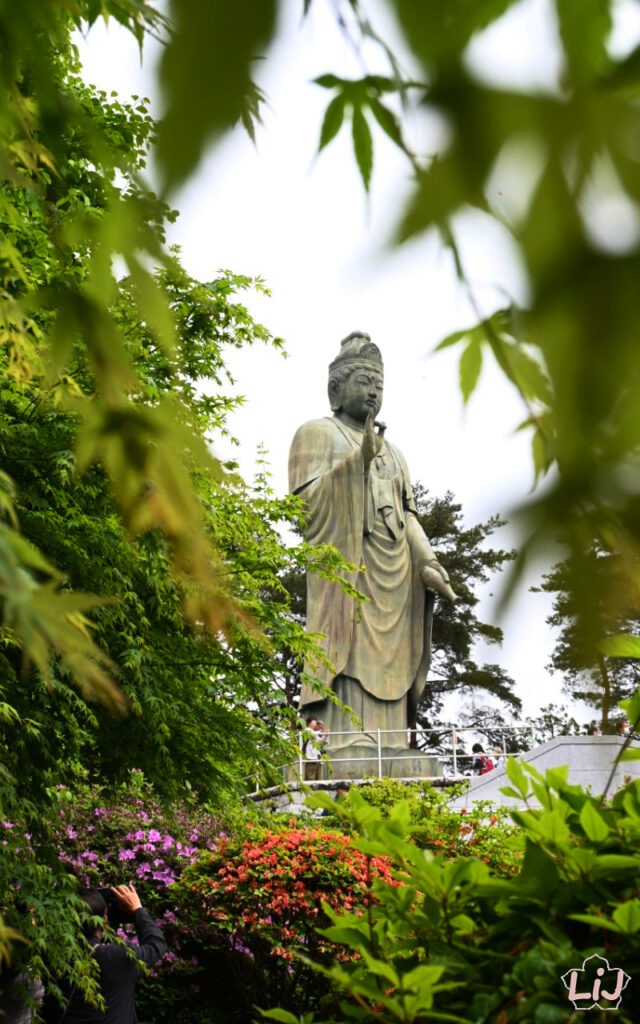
94, 808, 107, 818
119, 849, 135, 861
148, 829, 161, 843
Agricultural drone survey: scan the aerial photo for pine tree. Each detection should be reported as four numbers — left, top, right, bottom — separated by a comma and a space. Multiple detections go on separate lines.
536, 542, 640, 730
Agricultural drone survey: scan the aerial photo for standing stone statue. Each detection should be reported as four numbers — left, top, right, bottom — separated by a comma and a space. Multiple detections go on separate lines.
289, 331, 456, 764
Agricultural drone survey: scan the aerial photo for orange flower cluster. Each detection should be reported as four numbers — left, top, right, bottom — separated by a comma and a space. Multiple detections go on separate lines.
176, 825, 393, 964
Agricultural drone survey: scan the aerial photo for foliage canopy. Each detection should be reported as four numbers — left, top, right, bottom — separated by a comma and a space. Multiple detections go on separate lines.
4, 0, 640, 766
109, 0, 640, 667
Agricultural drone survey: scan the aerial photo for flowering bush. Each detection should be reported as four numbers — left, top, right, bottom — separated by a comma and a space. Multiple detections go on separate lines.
52, 771, 220, 896
170, 824, 394, 1020
46, 771, 226, 1022
49, 777, 395, 1021
36, 774, 524, 1023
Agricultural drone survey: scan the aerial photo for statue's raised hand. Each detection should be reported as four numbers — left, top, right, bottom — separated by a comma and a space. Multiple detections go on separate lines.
361, 411, 384, 469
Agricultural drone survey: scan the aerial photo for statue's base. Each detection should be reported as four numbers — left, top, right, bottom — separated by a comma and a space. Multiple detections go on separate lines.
322, 745, 442, 780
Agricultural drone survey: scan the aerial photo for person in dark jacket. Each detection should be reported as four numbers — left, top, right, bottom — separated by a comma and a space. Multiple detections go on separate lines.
61, 883, 166, 1024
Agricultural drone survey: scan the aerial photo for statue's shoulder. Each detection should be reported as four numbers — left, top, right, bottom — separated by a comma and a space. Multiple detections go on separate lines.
291, 417, 339, 443
296, 416, 337, 431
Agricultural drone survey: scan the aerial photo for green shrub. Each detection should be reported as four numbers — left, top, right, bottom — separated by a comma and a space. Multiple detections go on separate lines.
277, 760, 640, 1024
346, 778, 523, 876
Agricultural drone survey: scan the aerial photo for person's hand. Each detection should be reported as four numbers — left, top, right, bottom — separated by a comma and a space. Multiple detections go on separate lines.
361, 411, 384, 469
111, 883, 142, 913
420, 563, 457, 602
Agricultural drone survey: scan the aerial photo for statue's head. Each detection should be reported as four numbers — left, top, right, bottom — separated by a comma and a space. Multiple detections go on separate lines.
328, 331, 384, 420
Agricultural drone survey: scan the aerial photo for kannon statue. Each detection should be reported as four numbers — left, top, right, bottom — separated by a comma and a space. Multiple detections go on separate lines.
289, 331, 456, 754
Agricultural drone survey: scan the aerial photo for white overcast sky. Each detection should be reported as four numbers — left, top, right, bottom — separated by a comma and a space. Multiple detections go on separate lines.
76, 0, 640, 721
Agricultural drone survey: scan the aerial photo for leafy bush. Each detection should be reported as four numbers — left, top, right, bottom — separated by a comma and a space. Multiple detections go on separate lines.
346, 778, 523, 876
0, 807, 93, 1013
285, 759, 640, 1024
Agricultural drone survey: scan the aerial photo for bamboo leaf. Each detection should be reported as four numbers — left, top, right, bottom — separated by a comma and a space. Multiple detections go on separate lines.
318, 93, 346, 152
556, 0, 612, 88
352, 104, 373, 192
314, 73, 344, 89
459, 337, 482, 404
157, 0, 278, 190
369, 98, 404, 148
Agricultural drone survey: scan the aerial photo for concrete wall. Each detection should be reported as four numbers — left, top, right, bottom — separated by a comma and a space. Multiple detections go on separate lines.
449, 735, 640, 811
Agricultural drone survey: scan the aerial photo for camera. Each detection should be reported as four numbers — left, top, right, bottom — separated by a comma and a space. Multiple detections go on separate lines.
98, 887, 135, 929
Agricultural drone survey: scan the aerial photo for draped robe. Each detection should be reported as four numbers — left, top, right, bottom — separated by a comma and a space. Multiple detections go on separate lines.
289, 416, 436, 734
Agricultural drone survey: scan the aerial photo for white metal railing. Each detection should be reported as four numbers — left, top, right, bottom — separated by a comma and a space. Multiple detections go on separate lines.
289, 724, 538, 783
243, 725, 539, 793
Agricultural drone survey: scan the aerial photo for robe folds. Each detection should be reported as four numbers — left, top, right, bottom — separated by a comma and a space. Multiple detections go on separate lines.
289, 416, 435, 730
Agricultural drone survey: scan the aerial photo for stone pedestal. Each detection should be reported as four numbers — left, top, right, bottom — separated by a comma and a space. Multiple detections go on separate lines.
324, 744, 442, 780
284, 744, 443, 783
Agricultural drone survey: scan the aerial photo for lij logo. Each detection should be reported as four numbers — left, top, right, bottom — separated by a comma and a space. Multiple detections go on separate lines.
561, 953, 631, 1011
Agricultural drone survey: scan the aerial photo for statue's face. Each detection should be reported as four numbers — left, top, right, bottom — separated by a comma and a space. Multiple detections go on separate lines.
338, 366, 384, 422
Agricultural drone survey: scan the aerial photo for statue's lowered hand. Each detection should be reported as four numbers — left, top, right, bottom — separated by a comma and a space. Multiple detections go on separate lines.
420, 564, 457, 602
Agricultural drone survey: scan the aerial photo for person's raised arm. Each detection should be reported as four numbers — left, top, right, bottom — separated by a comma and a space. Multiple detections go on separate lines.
110, 884, 167, 966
